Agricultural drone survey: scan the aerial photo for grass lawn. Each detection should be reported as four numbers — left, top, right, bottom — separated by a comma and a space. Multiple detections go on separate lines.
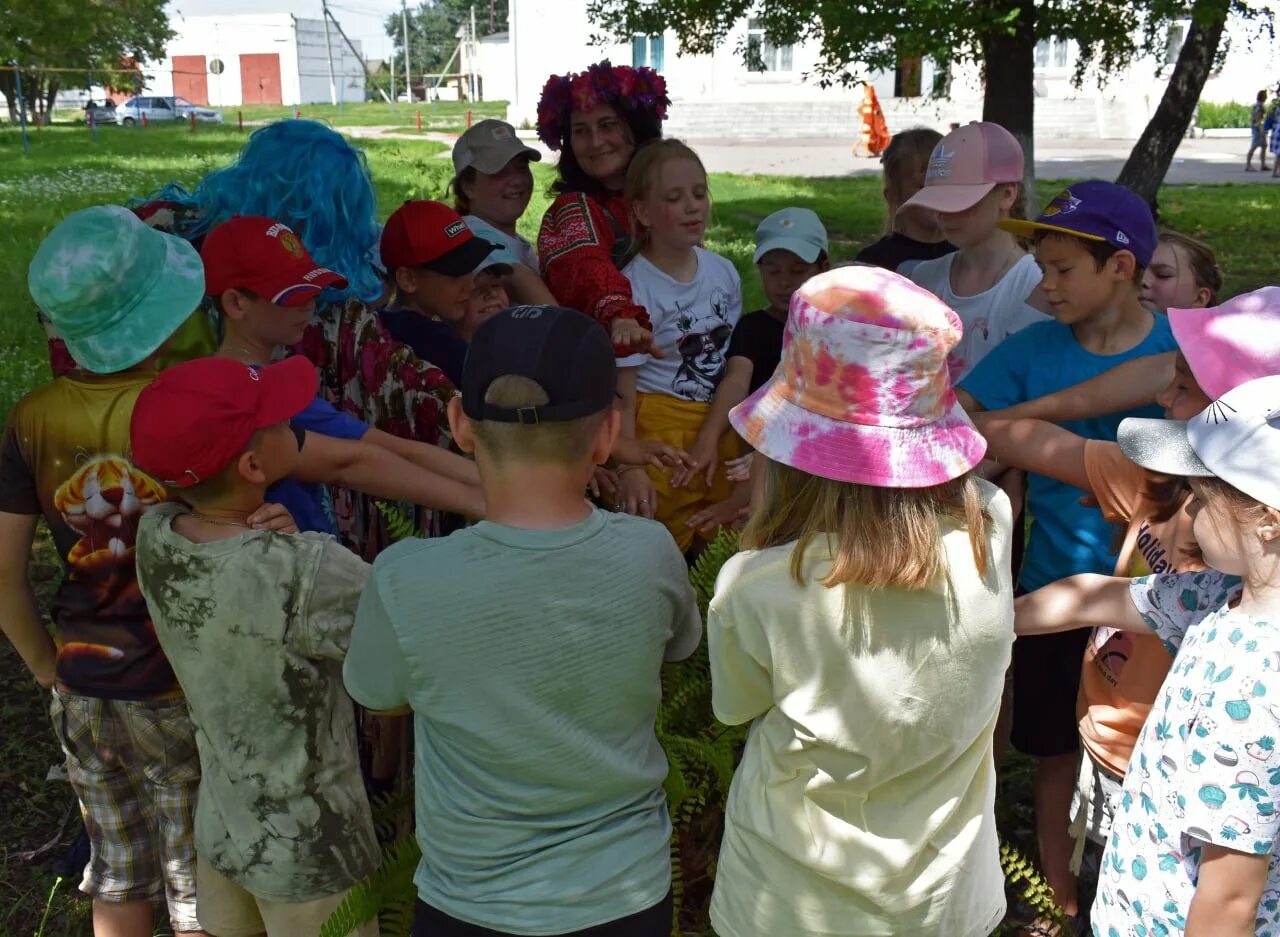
0, 119, 1277, 935
231, 98, 507, 132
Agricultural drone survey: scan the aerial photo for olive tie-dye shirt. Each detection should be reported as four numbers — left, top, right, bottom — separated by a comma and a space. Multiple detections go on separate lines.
136, 503, 378, 902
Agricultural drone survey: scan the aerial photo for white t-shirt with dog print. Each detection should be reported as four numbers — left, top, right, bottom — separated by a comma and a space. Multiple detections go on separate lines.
620, 248, 742, 403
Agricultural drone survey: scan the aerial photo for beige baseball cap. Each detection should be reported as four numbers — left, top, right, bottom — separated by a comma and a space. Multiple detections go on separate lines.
452, 119, 542, 174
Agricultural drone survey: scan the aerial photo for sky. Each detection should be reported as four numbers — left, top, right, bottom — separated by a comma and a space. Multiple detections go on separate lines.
165, 0, 407, 62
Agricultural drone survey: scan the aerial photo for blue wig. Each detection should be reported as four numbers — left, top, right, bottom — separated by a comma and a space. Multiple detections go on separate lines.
148, 120, 383, 304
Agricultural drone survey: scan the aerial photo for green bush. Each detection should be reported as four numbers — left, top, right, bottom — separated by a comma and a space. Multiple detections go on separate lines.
1197, 100, 1254, 129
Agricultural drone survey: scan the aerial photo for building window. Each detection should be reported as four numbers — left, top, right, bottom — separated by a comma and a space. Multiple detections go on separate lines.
747, 18, 793, 73
632, 34, 664, 73
1034, 37, 1073, 70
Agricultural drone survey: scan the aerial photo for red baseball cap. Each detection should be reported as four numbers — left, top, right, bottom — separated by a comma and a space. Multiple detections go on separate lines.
130, 356, 318, 489
380, 200, 498, 275
201, 216, 348, 307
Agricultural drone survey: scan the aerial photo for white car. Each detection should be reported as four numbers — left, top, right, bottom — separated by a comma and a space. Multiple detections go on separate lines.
115, 96, 223, 126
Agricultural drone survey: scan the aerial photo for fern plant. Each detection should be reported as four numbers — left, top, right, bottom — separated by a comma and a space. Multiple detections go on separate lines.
375, 500, 425, 542
318, 837, 420, 937
996, 842, 1074, 935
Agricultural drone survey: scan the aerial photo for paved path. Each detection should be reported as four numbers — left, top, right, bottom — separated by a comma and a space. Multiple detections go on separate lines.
340, 125, 1276, 185
683, 136, 1275, 184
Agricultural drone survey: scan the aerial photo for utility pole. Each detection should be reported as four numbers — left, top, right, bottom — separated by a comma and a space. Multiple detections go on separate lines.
321, 0, 339, 108
325, 8, 391, 104
469, 5, 478, 102
401, 0, 413, 103
389, 37, 396, 110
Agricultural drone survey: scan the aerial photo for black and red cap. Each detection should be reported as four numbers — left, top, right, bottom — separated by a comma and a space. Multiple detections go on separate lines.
380, 200, 498, 275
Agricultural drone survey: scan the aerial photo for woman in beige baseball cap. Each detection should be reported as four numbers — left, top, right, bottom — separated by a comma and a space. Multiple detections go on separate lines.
449, 119, 556, 305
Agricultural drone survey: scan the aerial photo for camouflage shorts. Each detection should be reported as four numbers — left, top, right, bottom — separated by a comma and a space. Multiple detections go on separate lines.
50, 691, 201, 930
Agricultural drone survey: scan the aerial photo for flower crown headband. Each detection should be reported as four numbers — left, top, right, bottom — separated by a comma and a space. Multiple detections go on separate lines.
536, 60, 670, 150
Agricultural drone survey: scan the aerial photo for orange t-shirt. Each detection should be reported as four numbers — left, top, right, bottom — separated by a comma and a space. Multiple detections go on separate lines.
1077, 441, 1200, 776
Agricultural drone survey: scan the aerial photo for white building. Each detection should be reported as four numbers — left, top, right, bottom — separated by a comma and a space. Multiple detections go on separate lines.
141, 14, 366, 108
487, 0, 1280, 140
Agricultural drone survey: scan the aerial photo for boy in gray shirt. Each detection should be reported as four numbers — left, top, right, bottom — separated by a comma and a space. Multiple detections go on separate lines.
345, 305, 701, 937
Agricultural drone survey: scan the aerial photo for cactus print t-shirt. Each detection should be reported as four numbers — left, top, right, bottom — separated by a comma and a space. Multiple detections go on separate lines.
1090, 570, 1280, 937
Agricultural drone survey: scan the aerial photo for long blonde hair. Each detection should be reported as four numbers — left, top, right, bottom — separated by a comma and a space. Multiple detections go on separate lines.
624, 138, 709, 240
742, 459, 992, 590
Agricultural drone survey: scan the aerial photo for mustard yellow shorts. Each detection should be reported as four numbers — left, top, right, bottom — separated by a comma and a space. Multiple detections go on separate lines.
635, 392, 739, 552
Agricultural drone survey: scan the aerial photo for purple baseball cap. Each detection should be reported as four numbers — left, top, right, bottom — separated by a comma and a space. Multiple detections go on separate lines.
1000, 180, 1157, 267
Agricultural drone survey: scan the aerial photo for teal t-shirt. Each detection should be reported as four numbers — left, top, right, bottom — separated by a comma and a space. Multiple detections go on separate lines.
960, 313, 1177, 591
344, 509, 702, 933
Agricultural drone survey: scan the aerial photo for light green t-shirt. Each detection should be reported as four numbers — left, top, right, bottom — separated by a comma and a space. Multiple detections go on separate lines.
136, 503, 379, 903
344, 508, 702, 934
708, 478, 1014, 937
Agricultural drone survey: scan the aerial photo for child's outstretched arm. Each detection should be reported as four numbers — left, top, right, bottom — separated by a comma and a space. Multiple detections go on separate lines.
294, 432, 486, 520
363, 428, 481, 487
673, 356, 753, 488
1014, 574, 1147, 636
989, 352, 1174, 424
1186, 844, 1270, 937
613, 367, 660, 520
0, 512, 55, 687
686, 481, 752, 539
973, 416, 1092, 493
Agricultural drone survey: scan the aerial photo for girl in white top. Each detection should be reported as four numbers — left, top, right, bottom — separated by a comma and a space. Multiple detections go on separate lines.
616, 139, 742, 555
902, 121, 1049, 379
709, 266, 1014, 937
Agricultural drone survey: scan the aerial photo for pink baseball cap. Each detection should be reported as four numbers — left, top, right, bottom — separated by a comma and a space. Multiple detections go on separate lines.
898, 122, 1025, 216
729, 265, 986, 488
1170, 286, 1280, 400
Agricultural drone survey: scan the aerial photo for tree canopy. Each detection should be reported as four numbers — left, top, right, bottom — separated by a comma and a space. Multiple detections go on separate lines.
1, 0, 172, 121
386, 0, 508, 93
587, 0, 1268, 203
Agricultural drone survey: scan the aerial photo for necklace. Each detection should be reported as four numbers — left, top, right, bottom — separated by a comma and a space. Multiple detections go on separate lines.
189, 511, 251, 530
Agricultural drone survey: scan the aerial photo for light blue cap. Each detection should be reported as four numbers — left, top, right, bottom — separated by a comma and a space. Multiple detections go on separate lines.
29, 205, 205, 374
753, 207, 829, 264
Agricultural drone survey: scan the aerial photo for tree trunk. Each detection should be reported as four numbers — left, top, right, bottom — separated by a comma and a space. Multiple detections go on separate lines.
1116, 0, 1229, 214
981, 0, 1038, 210
44, 81, 60, 123
0, 73, 17, 124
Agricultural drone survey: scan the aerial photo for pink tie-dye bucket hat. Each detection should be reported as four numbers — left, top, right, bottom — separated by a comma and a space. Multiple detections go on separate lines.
729, 265, 986, 488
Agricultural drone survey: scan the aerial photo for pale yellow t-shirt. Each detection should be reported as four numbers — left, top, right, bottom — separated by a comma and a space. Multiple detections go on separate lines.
708, 478, 1014, 937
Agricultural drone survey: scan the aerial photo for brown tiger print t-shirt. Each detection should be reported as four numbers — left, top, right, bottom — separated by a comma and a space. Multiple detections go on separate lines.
0, 370, 179, 698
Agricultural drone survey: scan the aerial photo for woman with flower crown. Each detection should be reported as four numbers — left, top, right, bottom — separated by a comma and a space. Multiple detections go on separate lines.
535, 60, 670, 359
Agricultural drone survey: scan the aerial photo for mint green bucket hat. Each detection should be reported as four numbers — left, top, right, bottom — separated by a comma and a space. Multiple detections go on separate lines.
28, 205, 205, 374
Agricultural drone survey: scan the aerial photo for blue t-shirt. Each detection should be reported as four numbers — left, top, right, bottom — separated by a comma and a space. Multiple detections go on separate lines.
960, 314, 1176, 591
270, 397, 368, 534
379, 309, 467, 387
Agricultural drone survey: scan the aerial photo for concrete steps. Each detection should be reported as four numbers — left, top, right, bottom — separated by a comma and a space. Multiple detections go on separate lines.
664, 96, 1148, 141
